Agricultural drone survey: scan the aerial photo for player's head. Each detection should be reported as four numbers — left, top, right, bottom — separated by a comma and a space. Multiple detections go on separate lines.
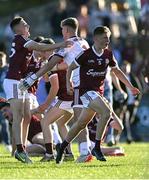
40, 38, 55, 59
10, 16, 30, 37
41, 38, 55, 45
93, 26, 111, 49
61, 17, 79, 39
33, 36, 44, 43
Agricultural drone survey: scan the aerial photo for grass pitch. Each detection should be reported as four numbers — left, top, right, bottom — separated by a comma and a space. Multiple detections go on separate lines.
0, 143, 149, 179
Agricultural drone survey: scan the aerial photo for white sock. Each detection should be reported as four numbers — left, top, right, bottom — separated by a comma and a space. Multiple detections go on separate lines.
52, 123, 62, 144
79, 142, 90, 156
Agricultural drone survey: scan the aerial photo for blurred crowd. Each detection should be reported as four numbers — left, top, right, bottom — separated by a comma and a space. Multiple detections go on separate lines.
0, 0, 149, 154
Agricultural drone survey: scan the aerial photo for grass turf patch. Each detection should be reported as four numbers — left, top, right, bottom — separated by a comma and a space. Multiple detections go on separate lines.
0, 143, 149, 179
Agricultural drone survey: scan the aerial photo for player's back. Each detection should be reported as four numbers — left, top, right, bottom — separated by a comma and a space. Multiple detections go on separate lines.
6, 35, 32, 80
54, 36, 89, 87
66, 37, 90, 87
65, 36, 89, 65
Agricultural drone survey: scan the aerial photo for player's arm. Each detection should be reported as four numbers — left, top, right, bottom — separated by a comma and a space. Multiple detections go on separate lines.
66, 61, 78, 95
19, 55, 62, 91
51, 61, 68, 72
111, 71, 127, 100
32, 74, 59, 114
111, 66, 140, 96
24, 40, 72, 51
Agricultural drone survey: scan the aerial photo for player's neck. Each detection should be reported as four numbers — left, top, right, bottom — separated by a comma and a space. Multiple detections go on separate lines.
16, 32, 29, 39
68, 32, 77, 39
93, 45, 103, 54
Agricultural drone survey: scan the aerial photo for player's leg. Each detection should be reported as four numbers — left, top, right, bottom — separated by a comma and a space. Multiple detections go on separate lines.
56, 110, 74, 158
40, 107, 64, 162
88, 94, 112, 161
73, 88, 92, 162
22, 98, 31, 148
73, 107, 93, 163
3, 79, 32, 163
56, 108, 95, 164
31, 132, 45, 146
9, 98, 24, 148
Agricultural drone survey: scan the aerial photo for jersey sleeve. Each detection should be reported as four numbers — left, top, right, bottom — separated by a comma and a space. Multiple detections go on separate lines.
108, 51, 118, 68
74, 51, 86, 67
54, 47, 68, 58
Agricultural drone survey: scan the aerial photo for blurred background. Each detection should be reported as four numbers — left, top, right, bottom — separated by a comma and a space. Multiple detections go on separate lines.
0, 0, 149, 145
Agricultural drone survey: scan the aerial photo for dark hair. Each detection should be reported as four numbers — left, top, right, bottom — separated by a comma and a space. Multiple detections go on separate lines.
10, 16, 23, 30
61, 17, 79, 30
41, 38, 55, 44
33, 36, 44, 42
0, 98, 10, 110
93, 26, 111, 36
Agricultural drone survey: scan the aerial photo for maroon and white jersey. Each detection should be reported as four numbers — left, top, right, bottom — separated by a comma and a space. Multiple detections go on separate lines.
74, 46, 118, 95
54, 36, 89, 87
6, 35, 32, 80
48, 56, 73, 101
23, 54, 42, 94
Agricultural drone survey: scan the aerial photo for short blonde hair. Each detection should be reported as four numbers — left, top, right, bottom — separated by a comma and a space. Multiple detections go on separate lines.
61, 17, 79, 31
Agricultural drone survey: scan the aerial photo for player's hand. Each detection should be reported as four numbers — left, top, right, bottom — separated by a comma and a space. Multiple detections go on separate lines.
31, 104, 47, 115
38, 103, 48, 113
130, 87, 140, 96
19, 74, 37, 91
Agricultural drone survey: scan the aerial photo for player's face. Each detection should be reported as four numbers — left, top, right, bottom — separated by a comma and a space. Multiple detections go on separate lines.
94, 33, 110, 49
61, 26, 68, 40
17, 20, 30, 37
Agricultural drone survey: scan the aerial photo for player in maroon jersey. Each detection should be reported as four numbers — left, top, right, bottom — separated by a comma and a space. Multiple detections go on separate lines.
3, 16, 70, 164
19, 17, 92, 163
56, 26, 140, 164
31, 52, 74, 162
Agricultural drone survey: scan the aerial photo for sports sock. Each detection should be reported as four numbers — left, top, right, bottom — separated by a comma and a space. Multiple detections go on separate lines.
45, 143, 53, 154
94, 140, 101, 151
17, 144, 24, 153
79, 142, 90, 155
61, 140, 69, 151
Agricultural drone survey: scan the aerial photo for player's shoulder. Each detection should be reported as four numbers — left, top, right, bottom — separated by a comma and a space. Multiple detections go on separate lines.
14, 34, 28, 43
104, 47, 112, 52
76, 47, 91, 59
104, 48, 113, 56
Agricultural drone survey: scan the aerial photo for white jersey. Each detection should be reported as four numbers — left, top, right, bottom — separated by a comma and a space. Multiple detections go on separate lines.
54, 36, 89, 87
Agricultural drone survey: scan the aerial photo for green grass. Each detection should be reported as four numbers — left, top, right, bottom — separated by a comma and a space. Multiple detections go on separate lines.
0, 143, 149, 179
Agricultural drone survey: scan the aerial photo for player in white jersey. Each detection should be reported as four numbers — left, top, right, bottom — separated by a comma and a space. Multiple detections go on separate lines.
19, 17, 93, 162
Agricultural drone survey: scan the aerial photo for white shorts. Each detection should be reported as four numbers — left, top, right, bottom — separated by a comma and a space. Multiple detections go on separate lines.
80, 91, 102, 108
3, 79, 30, 100
52, 98, 73, 113
72, 88, 83, 108
29, 93, 39, 110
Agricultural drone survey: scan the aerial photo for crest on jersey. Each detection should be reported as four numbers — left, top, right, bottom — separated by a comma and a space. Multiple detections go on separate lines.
97, 58, 103, 65
105, 58, 109, 64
